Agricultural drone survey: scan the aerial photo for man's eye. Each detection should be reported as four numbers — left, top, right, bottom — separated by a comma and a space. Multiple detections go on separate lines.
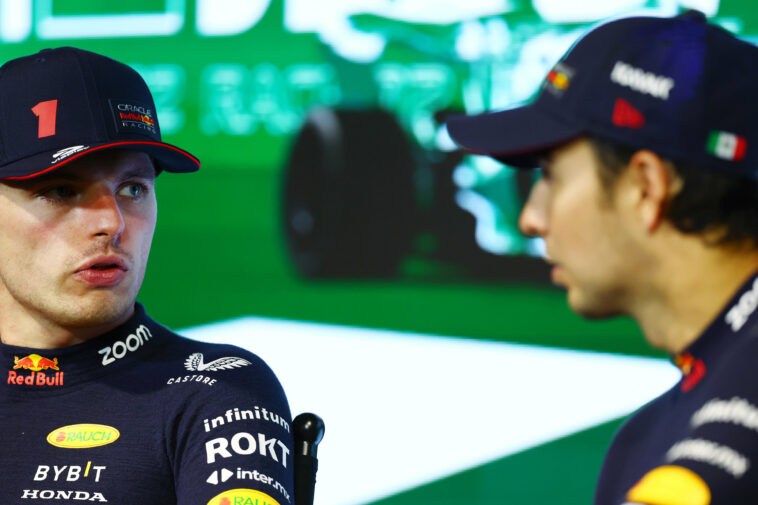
119, 183, 147, 198
41, 185, 76, 201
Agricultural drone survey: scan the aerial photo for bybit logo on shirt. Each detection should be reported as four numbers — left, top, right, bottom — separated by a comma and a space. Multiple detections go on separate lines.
7, 354, 64, 387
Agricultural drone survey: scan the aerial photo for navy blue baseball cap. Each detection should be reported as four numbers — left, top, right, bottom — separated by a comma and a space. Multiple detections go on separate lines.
0, 47, 199, 179
447, 11, 758, 178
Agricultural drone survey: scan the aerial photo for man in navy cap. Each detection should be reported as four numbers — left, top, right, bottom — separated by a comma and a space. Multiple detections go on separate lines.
0, 48, 294, 505
448, 10, 758, 504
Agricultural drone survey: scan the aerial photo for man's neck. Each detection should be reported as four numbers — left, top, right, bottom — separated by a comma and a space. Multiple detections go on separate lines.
631, 239, 758, 354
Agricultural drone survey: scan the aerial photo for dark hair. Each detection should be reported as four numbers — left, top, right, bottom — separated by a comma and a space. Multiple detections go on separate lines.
587, 136, 758, 247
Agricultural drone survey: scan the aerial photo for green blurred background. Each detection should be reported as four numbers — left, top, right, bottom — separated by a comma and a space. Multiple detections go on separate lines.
2, 0, 752, 502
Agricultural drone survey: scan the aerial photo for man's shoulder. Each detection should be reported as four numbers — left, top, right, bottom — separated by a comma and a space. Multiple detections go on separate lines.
151, 329, 287, 398
704, 330, 758, 397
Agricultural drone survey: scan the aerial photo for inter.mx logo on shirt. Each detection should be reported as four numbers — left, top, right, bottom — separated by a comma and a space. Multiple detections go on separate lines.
7, 354, 64, 387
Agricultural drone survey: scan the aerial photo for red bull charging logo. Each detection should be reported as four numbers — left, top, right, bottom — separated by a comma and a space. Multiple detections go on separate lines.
8, 354, 64, 387
674, 353, 706, 393
14, 354, 59, 371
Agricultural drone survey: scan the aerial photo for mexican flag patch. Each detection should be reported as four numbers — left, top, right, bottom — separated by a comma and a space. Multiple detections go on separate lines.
707, 130, 747, 161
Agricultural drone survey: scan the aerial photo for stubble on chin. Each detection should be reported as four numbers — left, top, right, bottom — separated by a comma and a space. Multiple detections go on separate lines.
567, 285, 627, 320
58, 296, 136, 329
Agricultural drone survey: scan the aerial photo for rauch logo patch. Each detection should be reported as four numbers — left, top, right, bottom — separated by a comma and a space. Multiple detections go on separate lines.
207, 488, 280, 505
46, 424, 120, 449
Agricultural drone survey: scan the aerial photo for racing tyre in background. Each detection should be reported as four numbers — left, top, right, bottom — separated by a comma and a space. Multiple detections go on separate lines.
282, 108, 416, 278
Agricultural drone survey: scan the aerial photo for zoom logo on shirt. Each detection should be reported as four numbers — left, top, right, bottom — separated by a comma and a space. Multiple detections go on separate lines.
98, 324, 153, 366
725, 277, 758, 332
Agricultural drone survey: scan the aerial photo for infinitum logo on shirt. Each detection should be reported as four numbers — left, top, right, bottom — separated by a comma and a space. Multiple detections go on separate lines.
7, 354, 64, 387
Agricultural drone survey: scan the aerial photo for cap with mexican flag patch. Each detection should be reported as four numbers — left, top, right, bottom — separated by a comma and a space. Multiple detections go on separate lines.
446, 10, 758, 179
707, 131, 747, 162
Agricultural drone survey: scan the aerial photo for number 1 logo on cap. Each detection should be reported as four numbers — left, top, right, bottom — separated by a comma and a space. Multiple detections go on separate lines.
31, 99, 58, 138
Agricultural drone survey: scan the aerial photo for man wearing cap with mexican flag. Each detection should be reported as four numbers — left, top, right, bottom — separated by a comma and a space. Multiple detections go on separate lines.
448, 10, 758, 505
0, 48, 294, 505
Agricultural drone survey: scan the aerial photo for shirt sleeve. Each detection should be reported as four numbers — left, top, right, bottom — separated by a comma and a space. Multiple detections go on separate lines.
167, 346, 295, 505
619, 396, 758, 505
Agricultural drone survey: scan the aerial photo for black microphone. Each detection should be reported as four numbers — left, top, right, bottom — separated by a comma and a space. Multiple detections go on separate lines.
293, 413, 325, 505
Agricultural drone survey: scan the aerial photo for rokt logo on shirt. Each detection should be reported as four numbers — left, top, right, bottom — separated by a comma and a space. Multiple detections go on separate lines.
207, 488, 280, 505
46, 424, 120, 449
7, 354, 64, 387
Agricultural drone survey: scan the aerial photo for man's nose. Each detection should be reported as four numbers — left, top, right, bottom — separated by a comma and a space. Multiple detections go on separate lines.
87, 190, 126, 240
518, 181, 548, 238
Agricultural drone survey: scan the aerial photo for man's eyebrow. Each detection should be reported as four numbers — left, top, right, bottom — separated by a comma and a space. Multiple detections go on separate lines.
40, 172, 84, 182
122, 166, 157, 180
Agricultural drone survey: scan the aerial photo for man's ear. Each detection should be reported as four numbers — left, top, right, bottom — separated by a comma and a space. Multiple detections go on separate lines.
626, 150, 676, 232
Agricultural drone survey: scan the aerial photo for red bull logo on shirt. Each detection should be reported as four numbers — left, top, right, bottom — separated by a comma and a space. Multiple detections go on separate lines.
207, 489, 280, 505
8, 354, 64, 387
674, 353, 706, 393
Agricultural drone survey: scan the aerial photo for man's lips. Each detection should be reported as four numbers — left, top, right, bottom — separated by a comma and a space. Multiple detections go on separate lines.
544, 256, 563, 285
550, 264, 562, 283
74, 256, 129, 287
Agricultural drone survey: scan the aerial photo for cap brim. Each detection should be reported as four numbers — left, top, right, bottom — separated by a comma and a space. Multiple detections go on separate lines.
446, 104, 582, 168
0, 140, 200, 180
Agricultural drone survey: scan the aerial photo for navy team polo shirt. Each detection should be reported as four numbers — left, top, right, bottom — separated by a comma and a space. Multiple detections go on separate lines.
0, 303, 294, 505
595, 272, 758, 505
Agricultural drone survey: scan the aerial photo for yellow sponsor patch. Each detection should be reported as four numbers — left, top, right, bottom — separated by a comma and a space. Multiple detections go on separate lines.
627, 465, 710, 505
207, 488, 281, 505
46, 424, 120, 449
